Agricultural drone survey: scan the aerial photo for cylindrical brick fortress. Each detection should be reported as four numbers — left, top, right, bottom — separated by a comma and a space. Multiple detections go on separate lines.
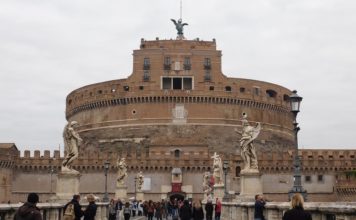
65, 39, 294, 154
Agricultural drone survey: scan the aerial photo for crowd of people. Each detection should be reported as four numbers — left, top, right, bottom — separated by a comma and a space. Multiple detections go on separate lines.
108, 197, 222, 220
12, 192, 313, 220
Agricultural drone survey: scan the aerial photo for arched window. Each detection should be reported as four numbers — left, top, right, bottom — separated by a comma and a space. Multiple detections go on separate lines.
283, 94, 289, 101
236, 166, 241, 177
225, 86, 232, 92
266, 89, 277, 98
174, 149, 180, 158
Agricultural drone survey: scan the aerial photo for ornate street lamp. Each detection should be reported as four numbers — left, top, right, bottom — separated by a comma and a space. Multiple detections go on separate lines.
288, 90, 307, 201
134, 176, 138, 201
223, 160, 229, 200
103, 161, 110, 202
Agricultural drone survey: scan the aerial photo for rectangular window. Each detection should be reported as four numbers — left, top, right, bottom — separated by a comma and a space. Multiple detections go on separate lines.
143, 70, 150, 81
143, 57, 150, 70
318, 175, 324, 182
164, 56, 171, 70
204, 58, 211, 66
305, 175, 311, 183
183, 78, 192, 90
204, 70, 211, 81
162, 77, 193, 90
173, 78, 182, 90
184, 57, 191, 70
204, 58, 211, 70
253, 87, 260, 96
162, 77, 171, 90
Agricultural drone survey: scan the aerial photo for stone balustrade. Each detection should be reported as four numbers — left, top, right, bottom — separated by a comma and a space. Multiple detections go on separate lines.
0, 202, 109, 220
221, 201, 356, 220
1, 201, 356, 220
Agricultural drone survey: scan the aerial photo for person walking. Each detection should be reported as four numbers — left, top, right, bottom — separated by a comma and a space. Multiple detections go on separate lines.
179, 200, 192, 220
83, 194, 97, 220
205, 198, 214, 220
109, 199, 117, 220
283, 193, 312, 220
115, 199, 123, 220
214, 198, 222, 220
192, 200, 204, 220
155, 202, 163, 220
63, 194, 84, 220
147, 200, 155, 220
254, 194, 266, 220
123, 202, 131, 220
137, 200, 143, 216
14, 193, 42, 220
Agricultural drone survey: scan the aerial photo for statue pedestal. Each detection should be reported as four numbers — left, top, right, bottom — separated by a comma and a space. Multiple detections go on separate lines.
115, 184, 128, 200
136, 191, 144, 201
53, 170, 81, 202
237, 170, 262, 202
213, 184, 225, 200
203, 192, 213, 203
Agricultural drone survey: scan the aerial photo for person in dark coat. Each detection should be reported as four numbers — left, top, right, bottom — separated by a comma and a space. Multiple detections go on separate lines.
254, 194, 266, 220
205, 198, 214, 220
192, 200, 204, 220
84, 194, 97, 220
14, 193, 42, 220
123, 202, 131, 220
108, 199, 117, 220
64, 194, 84, 220
179, 200, 192, 220
283, 193, 312, 220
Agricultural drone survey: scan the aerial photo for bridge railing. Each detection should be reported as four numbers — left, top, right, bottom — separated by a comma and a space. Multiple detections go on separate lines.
221, 201, 356, 220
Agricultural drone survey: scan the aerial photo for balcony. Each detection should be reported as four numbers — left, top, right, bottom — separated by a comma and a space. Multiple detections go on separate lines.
183, 64, 191, 70
204, 64, 211, 70
164, 64, 171, 70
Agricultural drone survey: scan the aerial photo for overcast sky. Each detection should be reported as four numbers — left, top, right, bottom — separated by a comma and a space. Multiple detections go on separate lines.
0, 0, 355, 153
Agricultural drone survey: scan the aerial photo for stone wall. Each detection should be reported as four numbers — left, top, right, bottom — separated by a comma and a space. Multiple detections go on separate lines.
2, 148, 355, 203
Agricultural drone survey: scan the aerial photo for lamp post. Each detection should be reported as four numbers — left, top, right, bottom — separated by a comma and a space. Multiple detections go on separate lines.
288, 90, 307, 201
134, 176, 138, 201
103, 161, 110, 202
222, 160, 229, 200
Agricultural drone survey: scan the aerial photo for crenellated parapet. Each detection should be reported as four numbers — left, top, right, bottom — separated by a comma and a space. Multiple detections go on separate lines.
0, 143, 19, 169
12, 148, 356, 175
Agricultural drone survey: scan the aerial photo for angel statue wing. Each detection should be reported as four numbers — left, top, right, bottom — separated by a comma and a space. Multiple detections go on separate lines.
251, 122, 261, 141
182, 23, 188, 26
171, 19, 177, 25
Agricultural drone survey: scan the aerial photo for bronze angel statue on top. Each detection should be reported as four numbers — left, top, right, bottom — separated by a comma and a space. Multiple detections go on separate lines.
171, 18, 188, 37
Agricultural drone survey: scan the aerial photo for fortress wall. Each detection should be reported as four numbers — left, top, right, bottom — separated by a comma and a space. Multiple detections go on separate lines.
7, 149, 355, 202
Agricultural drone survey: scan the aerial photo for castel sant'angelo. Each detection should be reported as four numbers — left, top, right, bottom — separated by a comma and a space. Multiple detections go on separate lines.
0, 19, 355, 203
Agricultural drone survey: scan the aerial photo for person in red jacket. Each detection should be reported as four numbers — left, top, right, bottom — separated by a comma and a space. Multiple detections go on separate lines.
214, 198, 222, 220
